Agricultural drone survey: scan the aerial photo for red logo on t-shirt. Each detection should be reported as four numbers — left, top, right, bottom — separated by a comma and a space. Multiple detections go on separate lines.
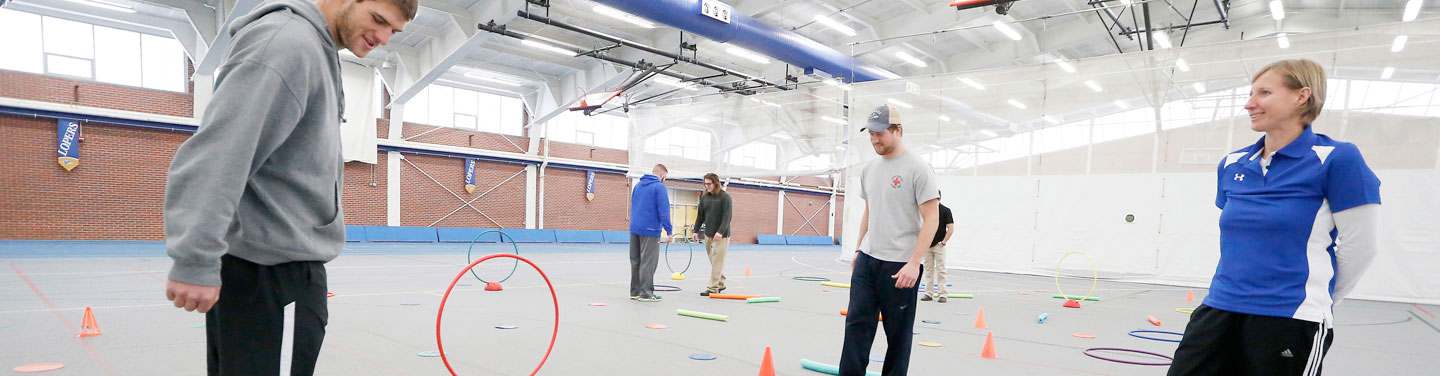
891, 175, 902, 188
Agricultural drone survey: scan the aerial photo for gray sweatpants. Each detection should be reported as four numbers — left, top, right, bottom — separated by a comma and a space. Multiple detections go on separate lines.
629, 234, 660, 297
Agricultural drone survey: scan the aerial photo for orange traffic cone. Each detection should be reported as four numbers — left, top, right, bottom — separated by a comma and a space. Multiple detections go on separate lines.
78, 307, 102, 338
758, 346, 775, 376
980, 331, 997, 359
745, 265, 752, 276
973, 307, 987, 329
1186, 289, 1195, 302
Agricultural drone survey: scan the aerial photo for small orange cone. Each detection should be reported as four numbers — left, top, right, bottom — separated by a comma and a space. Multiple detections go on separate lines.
745, 265, 752, 276
78, 307, 101, 337
973, 308, 987, 329
1186, 289, 1195, 302
980, 331, 997, 359
758, 346, 775, 376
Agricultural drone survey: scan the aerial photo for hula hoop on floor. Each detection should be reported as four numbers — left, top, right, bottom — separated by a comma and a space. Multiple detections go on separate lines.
467, 230, 520, 284
653, 284, 681, 292
1083, 347, 1173, 366
1054, 251, 1098, 304
436, 253, 558, 376
1128, 330, 1184, 343
664, 241, 693, 274
792, 276, 831, 282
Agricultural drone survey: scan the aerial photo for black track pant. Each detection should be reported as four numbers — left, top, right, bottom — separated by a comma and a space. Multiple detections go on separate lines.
1168, 304, 1333, 376
207, 254, 328, 376
840, 252, 922, 376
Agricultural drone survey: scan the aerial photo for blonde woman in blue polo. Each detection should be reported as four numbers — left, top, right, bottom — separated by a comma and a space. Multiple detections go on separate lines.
1168, 59, 1381, 375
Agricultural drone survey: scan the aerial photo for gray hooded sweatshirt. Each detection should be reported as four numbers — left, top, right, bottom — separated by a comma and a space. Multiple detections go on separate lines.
165, 0, 345, 286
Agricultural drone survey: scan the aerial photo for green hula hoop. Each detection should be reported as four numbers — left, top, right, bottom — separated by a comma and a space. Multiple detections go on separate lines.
664, 241, 693, 274
467, 230, 520, 284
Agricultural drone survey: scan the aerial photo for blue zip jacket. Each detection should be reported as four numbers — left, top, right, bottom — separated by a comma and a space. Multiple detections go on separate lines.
629, 174, 672, 237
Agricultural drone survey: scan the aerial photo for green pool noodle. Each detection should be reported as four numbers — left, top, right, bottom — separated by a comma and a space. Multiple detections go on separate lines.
746, 297, 781, 303
677, 309, 729, 322
946, 293, 974, 299
800, 359, 880, 376
1052, 294, 1100, 301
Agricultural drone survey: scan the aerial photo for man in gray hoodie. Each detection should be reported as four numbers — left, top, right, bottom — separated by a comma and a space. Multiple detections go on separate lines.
163, 0, 414, 374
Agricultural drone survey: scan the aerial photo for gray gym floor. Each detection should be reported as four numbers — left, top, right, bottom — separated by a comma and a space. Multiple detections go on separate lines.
2, 241, 1435, 375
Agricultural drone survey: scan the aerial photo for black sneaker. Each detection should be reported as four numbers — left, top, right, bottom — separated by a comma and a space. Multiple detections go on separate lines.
920, 294, 934, 301
700, 291, 711, 297
938, 296, 948, 303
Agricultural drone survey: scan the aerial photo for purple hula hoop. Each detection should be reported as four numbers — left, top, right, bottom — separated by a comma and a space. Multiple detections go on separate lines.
1083, 347, 1173, 366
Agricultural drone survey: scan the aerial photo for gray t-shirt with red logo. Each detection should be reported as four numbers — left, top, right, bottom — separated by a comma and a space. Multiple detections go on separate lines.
859, 151, 941, 263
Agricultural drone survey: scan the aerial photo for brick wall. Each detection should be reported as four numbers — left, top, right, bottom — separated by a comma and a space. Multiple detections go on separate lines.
398, 154, 527, 228
401, 122, 530, 153
781, 191, 833, 237
543, 141, 628, 165
0, 115, 185, 240
540, 168, 629, 231
725, 186, 780, 244
342, 154, 388, 226
0, 70, 193, 118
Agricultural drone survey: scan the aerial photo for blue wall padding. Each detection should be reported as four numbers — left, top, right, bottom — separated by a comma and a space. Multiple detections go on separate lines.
756, 235, 787, 245
363, 226, 438, 242
603, 231, 631, 243
344, 226, 367, 242
555, 230, 605, 243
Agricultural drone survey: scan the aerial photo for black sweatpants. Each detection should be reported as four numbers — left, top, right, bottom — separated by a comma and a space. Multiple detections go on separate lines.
1168, 304, 1334, 376
207, 254, 329, 376
840, 252, 922, 376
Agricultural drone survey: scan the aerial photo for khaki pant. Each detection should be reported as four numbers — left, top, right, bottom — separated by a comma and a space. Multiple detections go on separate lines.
702, 235, 729, 292
922, 244, 948, 296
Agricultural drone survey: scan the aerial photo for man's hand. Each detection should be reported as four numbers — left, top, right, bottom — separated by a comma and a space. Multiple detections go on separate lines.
693, 233, 700, 242
664, 235, 675, 243
166, 280, 220, 313
891, 262, 921, 288
714, 233, 724, 240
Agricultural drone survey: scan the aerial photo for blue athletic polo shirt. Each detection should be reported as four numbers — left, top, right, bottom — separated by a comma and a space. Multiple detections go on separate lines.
1208, 127, 1381, 324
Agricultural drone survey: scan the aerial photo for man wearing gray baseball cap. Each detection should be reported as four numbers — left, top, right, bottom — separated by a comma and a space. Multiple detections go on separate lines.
840, 104, 942, 375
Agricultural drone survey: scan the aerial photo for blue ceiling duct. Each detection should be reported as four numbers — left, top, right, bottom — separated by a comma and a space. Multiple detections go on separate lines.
593, 0, 889, 83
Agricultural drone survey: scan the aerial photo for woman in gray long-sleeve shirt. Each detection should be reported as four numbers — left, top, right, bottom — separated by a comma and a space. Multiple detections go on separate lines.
693, 173, 733, 296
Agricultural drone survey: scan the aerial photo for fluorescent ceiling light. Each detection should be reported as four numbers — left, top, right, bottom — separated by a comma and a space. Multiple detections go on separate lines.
895, 51, 929, 68
980, 129, 998, 137
726, 46, 772, 64
868, 67, 902, 80
761, 100, 782, 108
958, 77, 986, 90
1007, 99, 1027, 109
938, 115, 952, 122
1084, 80, 1103, 92
835, 144, 848, 151
1392, 35, 1408, 52
62, 0, 135, 13
1277, 34, 1290, 49
1175, 58, 1190, 72
654, 76, 699, 91
594, 5, 655, 28
1269, 1, 1285, 21
813, 14, 857, 37
1114, 100, 1130, 109
1193, 82, 1206, 93
1404, 0, 1422, 22
992, 21, 1022, 41
521, 39, 574, 56
822, 78, 840, 86
465, 72, 523, 87
771, 132, 793, 140
1381, 67, 1395, 79
692, 116, 715, 123
1118, 0, 1132, 5
1055, 58, 1076, 73
886, 98, 913, 109
821, 116, 846, 125
1154, 30, 1172, 49
1043, 116, 1060, 125
838, 84, 853, 91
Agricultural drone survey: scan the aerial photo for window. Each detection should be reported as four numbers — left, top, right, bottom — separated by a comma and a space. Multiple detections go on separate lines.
645, 127, 711, 161
0, 9, 188, 92
727, 142, 777, 170
547, 111, 630, 150
401, 83, 527, 136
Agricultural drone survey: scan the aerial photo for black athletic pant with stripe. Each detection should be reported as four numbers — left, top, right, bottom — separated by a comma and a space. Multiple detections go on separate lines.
1168, 304, 1334, 376
840, 252, 922, 376
206, 254, 328, 376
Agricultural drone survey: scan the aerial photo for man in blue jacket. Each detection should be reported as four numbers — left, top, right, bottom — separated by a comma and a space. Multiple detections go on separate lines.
629, 164, 674, 302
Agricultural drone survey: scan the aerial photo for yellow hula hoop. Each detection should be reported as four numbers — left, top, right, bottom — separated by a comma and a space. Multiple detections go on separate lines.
1176, 308, 1195, 314
1054, 251, 1098, 303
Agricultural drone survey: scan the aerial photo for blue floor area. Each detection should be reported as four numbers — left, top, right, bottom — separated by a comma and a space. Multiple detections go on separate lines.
0, 240, 839, 258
